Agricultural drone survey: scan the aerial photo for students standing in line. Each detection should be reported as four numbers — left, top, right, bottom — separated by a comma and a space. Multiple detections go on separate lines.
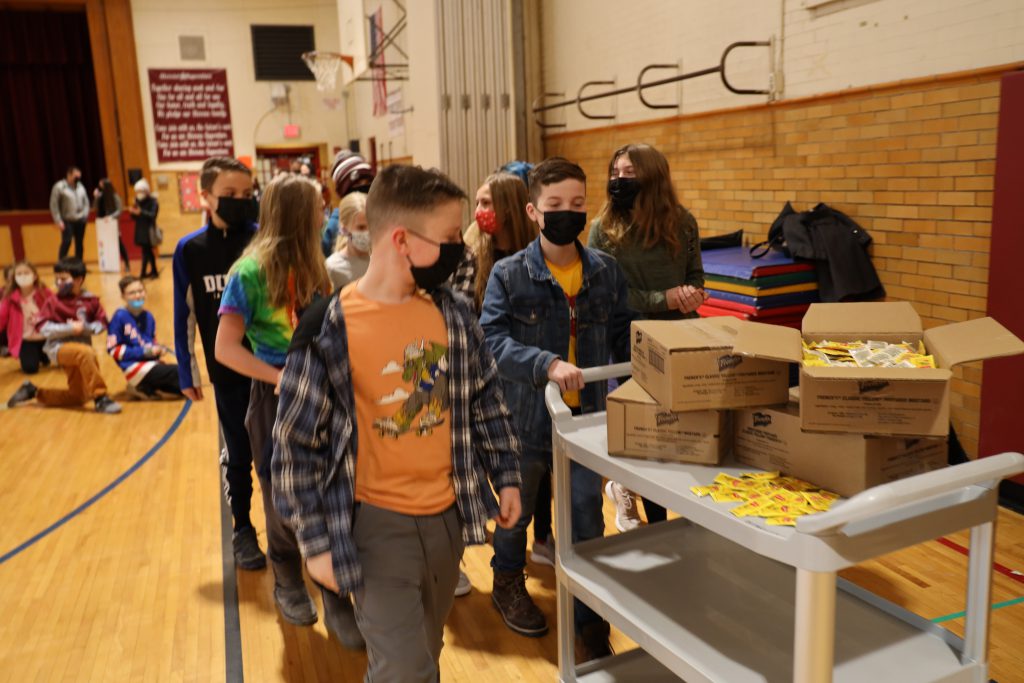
325, 191, 371, 290
214, 174, 366, 648
273, 165, 522, 681
481, 157, 637, 662
172, 156, 265, 572
588, 143, 707, 530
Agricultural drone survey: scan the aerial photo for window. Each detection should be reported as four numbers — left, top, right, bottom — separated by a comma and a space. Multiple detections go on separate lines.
251, 25, 315, 81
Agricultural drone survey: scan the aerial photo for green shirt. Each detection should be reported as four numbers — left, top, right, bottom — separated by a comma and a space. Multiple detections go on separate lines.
588, 208, 705, 318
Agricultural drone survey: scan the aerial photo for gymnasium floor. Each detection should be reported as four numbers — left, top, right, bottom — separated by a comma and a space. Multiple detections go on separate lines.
1, 265, 1023, 683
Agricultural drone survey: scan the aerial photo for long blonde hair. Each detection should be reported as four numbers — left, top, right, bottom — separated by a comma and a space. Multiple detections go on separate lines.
238, 174, 329, 310
333, 191, 368, 253
595, 143, 686, 257
474, 172, 537, 309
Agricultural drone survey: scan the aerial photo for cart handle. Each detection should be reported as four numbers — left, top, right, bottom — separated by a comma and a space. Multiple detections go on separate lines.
797, 451, 1024, 536
544, 363, 632, 424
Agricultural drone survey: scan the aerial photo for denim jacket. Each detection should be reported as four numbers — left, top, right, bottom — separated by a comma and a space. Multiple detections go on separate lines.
480, 238, 637, 453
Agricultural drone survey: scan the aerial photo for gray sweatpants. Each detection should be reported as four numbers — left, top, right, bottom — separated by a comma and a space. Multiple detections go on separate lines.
353, 502, 464, 683
245, 379, 305, 589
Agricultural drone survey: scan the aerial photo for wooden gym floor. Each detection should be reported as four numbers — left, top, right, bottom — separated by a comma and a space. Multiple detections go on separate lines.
1, 265, 1022, 683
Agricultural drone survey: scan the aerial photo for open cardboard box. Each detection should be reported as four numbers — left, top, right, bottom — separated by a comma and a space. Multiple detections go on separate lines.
732, 302, 1024, 437
607, 379, 728, 465
631, 317, 789, 411
733, 401, 947, 498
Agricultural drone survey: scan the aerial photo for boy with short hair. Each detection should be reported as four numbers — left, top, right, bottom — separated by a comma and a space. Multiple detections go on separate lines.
107, 276, 182, 400
480, 157, 637, 661
172, 156, 266, 570
273, 164, 522, 683
6, 259, 122, 414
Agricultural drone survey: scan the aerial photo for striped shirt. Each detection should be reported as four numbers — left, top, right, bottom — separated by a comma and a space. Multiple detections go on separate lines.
272, 286, 522, 594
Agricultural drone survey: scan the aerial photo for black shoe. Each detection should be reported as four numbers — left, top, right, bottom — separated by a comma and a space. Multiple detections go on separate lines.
575, 620, 613, 664
491, 569, 548, 637
7, 381, 37, 407
232, 526, 267, 570
94, 395, 123, 414
273, 584, 317, 626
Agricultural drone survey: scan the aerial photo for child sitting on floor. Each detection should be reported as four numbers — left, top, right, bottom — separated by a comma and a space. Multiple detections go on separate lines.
107, 276, 182, 400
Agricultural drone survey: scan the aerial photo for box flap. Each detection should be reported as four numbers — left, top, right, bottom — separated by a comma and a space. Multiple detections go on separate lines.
732, 320, 802, 363
924, 316, 1024, 368
802, 302, 921, 339
634, 318, 739, 351
607, 379, 658, 405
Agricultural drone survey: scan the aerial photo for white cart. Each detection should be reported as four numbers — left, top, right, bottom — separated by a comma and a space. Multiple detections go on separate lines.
546, 363, 1024, 683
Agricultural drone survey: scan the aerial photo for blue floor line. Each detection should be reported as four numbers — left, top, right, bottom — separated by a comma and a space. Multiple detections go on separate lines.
0, 401, 192, 566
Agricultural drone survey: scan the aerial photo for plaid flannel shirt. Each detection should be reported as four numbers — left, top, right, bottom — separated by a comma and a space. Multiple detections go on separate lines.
447, 246, 477, 299
272, 286, 522, 594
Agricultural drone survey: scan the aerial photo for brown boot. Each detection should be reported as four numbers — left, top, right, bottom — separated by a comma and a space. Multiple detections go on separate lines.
491, 569, 548, 637
574, 620, 612, 664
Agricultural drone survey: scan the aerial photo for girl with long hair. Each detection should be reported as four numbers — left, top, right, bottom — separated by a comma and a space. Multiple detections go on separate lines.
588, 143, 707, 530
214, 175, 363, 647
470, 172, 538, 310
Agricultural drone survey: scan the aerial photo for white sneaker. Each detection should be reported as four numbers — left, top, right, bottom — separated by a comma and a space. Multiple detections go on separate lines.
530, 537, 556, 567
605, 480, 643, 532
454, 569, 472, 597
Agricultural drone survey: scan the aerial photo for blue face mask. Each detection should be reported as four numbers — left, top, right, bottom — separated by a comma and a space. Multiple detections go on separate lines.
129, 299, 145, 311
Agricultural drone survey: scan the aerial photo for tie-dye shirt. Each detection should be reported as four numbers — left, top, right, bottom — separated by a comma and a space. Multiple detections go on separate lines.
219, 256, 295, 368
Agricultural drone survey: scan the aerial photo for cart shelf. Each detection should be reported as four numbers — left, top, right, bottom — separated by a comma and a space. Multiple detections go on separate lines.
563, 518, 974, 683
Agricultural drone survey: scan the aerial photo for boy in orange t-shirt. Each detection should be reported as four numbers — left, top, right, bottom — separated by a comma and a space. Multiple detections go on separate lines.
273, 165, 522, 683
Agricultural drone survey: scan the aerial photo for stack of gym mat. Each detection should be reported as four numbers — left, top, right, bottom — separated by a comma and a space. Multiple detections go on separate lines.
697, 246, 818, 328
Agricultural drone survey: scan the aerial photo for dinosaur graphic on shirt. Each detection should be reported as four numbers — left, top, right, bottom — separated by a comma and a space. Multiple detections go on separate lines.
373, 339, 450, 438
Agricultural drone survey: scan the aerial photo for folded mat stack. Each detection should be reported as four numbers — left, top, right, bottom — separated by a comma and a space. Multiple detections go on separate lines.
698, 246, 818, 328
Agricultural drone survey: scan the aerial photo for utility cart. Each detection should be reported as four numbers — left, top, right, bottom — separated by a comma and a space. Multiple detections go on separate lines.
546, 363, 1024, 683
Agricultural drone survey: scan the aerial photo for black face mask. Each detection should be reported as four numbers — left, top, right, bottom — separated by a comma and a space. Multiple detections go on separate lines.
540, 210, 587, 246
407, 232, 465, 291
608, 177, 640, 211
214, 197, 259, 228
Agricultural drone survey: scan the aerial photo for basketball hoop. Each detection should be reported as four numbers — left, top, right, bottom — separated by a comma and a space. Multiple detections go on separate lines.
302, 51, 355, 92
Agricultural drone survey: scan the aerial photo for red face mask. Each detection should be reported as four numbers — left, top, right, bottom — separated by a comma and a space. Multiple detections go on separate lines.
476, 208, 499, 235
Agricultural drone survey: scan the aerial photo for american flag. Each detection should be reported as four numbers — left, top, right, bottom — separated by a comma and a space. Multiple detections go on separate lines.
369, 6, 388, 117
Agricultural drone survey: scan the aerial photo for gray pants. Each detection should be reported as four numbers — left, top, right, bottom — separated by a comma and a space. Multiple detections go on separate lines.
353, 503, 464, 683
245, 379, 305, 589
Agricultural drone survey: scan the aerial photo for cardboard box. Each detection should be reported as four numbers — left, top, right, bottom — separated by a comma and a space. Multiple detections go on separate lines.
631, 317, 789, 411
733, 302, 1024, 437
733, 403, 947, 497
607, 380, 728, 465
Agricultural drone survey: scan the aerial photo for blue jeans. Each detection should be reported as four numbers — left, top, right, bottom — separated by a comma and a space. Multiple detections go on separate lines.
492, 448, 605, 632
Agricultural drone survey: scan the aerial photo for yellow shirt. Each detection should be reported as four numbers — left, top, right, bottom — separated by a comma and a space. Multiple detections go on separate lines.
341, 283, 455, 515
545, 256, 583, 408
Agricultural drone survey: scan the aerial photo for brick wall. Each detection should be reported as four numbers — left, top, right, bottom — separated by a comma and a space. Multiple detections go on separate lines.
544, 64, 1020, 457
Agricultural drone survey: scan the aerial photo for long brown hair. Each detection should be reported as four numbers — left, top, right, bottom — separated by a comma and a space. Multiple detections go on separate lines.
595, 143, 685, 256
474, 172, 538, 309
236, 174, 329, 310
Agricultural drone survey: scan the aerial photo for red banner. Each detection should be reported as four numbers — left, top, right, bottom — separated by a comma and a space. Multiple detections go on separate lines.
148, 69, 234, 162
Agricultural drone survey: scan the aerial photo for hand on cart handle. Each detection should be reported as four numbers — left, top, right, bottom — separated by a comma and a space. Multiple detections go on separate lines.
494, 486, 522, 529
548, 359, 584, 393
